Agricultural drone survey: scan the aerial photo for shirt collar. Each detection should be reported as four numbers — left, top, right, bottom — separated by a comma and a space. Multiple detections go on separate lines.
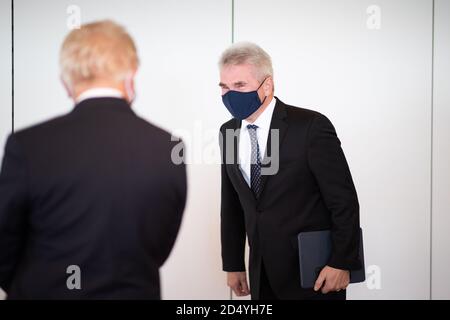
242, 96, 276, 130
75, 87, 124, 104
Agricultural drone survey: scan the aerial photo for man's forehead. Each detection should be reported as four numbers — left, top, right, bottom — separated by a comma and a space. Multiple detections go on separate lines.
222, 63, 254, 74
220, 64, 257, 82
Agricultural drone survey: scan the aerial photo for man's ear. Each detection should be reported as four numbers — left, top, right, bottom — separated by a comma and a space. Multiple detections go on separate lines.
264, 76, 274, 96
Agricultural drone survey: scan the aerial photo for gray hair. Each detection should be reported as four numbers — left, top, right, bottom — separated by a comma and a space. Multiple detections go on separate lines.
218, 42, 273, 81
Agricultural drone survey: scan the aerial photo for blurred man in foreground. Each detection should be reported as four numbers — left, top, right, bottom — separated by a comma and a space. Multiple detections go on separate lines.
0, 20, 186, 299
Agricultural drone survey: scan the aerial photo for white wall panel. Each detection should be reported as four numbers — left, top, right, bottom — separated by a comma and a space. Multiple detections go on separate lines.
14, 0, 232, 299
0, 0, 12, 301
0, 0, 12, 169
234, 0, 432, 299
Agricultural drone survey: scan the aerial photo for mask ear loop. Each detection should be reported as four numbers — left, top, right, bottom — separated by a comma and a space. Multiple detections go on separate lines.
124, 73, 135, 103
257, 77, 269, 104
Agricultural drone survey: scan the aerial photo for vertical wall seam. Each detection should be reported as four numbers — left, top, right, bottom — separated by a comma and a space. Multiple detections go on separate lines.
430, 0, 435, 301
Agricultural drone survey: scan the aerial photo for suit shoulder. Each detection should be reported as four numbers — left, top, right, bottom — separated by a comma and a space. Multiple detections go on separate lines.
283, 103, 320, 119
283, 103, 332, 126
132, 115, 179, 142
219, 118, 237, 132
13, 113, 72, 142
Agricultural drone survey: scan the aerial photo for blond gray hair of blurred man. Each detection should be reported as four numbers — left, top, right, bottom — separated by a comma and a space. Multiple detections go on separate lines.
218, 42, 362, 300
60, 20, 139, 102
0, 20, 186, 299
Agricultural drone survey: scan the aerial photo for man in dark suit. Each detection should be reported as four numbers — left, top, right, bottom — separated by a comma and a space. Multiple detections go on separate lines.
0, 20, 186, 299
218, 42, 361, 300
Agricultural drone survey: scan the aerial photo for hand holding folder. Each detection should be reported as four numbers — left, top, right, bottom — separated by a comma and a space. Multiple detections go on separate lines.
297, 228, 365, 289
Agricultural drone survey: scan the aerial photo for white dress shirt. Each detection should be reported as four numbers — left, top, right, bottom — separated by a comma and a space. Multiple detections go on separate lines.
239, 97, 277, 187
75, 87, 124, 104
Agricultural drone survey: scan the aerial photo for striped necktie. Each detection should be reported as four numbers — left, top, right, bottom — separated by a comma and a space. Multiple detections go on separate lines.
247, 124, 262, 198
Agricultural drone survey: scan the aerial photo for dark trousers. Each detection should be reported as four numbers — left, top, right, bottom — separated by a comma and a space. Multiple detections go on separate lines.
258, 261, 279, 300
256, 261, 346, 300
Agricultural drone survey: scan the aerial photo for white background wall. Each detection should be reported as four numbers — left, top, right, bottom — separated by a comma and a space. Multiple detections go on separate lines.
12, 0, 232, 300
0, 0, 12, 174
0, 0, 448, 300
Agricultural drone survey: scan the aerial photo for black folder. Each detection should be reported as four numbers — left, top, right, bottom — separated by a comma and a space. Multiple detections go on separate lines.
297, 228, 365, 288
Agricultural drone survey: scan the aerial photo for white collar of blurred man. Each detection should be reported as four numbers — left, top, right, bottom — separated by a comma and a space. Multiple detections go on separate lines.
75, 87, 125, 104
63, 71, 137, 105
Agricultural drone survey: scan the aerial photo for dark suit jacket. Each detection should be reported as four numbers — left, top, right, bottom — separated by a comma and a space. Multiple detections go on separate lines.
0, 97, 187, 299
219, 97, 361, 299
